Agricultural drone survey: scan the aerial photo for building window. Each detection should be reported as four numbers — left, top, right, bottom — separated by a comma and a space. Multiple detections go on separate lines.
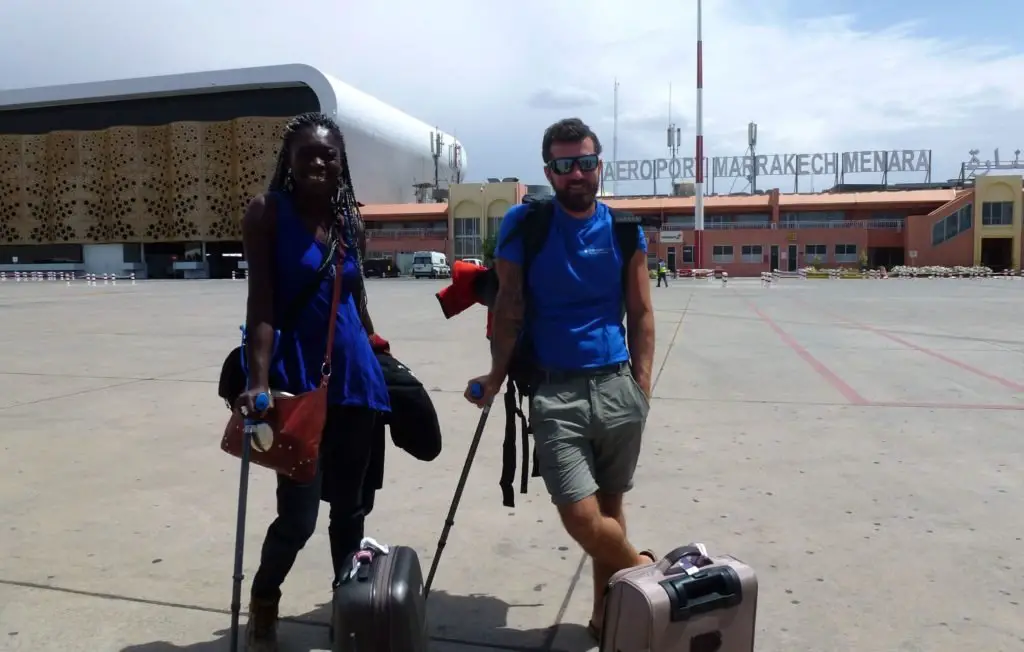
931, 204, 973, 246
454, 217, 479, 237
804, 244, 826, 264
834, 243, 857, 263
740, 245, 762, 263
682, 246, 694, 263
664, 214, 695, 229
453, 217, 481, 258
981, 201, 1013, 226
780, 211, 845, 228
711, 245, 733, 263
734, 214, 771, 226
958, 204, 973, 232
486, 217, 503, 238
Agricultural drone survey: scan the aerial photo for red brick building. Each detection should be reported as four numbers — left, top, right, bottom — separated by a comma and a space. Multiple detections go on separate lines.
363, 178, 1024, 275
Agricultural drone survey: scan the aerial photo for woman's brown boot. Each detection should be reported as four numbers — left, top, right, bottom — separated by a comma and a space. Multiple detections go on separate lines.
246, 597, 280, 651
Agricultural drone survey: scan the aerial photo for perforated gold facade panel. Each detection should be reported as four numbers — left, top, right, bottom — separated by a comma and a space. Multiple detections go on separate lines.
0, 116, 289, 244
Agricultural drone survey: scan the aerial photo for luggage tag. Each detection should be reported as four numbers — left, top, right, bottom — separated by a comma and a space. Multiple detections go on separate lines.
670, 542, 710, 577
345, 537, 393, 581
360, 537, 390, 555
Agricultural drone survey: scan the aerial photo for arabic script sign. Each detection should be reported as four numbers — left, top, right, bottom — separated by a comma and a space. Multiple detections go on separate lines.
964, 148, 1024, 172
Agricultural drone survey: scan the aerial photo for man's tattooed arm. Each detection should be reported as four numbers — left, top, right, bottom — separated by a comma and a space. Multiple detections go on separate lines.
488, 259, 525, 381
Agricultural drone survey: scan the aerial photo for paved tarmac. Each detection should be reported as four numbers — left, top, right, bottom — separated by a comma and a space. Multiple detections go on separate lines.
0, 274, 1022, 652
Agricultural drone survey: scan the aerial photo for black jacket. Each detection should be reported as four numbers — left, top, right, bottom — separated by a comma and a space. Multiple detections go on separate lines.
376, 351, 442, 462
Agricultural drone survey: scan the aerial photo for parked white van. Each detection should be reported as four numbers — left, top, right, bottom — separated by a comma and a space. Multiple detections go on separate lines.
411, 251, 451, 279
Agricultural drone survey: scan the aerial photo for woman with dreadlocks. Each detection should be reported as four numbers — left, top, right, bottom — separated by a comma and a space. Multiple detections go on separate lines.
235, 112, 390, 651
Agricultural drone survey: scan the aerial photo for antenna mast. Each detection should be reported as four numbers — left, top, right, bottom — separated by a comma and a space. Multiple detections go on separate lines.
430, 128, 444, 199
693, 0, 705, 269
667, 83, 682, 195
448, 134, 463, 185
748, 122, 758, 193
612, 78, 619, 197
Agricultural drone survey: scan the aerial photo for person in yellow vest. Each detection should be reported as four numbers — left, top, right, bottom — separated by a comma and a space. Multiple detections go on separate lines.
656, 258, 669, 287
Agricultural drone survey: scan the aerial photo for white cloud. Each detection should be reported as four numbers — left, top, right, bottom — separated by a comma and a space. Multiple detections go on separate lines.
1, 0, 1022, 192
526, 88, 600, 110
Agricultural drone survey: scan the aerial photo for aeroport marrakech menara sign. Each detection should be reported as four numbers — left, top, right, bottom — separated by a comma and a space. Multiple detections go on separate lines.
603, 149, 932, 182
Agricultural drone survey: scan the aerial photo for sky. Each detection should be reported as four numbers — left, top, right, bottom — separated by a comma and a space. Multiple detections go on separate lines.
1, 0, 1022, 194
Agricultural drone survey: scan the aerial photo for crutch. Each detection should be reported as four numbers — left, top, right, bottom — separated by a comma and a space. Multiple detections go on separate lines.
424, 382, 493, 597
229, 392, 270, 652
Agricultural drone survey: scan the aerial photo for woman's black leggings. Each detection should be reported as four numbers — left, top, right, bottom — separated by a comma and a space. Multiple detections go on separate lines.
251, 406, 378, 601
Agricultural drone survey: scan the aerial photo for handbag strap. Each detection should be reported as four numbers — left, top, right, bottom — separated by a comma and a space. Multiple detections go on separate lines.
279, 236, 338, 332
319, 250, 344, 388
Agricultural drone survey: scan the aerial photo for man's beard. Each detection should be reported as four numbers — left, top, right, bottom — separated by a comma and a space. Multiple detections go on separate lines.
554, 180, 598, 213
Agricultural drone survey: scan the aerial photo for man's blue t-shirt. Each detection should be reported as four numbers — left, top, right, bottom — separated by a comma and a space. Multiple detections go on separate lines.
494, 200, 647, 371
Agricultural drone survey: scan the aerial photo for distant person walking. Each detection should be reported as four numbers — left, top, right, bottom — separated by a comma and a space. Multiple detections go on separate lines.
464, 117, 656, 641
656, 258, 669, 287
235, 112, 391, 651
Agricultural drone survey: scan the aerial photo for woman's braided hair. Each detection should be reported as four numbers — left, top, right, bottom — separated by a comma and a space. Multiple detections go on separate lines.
267, 111, 366, 262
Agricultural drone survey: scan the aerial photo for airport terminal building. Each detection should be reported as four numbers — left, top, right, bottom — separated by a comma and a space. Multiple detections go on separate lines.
2, 76, 1021, 278
360, 144, 1022, 275
0, 64, 464, 278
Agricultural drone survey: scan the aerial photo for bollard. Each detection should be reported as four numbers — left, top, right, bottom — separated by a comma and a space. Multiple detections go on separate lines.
231, 270, 237, 280
130, 273, 136, 285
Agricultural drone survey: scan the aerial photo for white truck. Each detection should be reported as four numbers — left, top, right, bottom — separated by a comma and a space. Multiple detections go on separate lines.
411, 251, 451, 279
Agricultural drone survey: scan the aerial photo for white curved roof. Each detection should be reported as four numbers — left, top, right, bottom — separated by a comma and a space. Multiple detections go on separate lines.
0, 63, 466, 174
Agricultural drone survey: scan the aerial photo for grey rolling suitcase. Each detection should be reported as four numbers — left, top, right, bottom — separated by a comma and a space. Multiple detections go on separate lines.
330, 538, 428, 652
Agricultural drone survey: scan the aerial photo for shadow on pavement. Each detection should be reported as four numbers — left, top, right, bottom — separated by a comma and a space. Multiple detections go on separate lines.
119, 590, 593, 652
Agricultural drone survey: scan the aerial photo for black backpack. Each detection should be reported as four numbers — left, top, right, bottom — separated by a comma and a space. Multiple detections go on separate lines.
492, 198, 641, 507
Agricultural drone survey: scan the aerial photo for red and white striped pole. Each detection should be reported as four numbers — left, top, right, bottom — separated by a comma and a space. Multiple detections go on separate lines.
693, 0, 705, 270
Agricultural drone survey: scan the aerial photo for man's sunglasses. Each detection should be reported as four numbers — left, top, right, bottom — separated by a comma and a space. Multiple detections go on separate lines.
547, 154, 600, 175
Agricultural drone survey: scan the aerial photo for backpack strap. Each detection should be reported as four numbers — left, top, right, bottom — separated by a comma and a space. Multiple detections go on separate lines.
609, 208, 643, 320
519, 199, 556, 284
497, 199, 555, 508
499, 385, 518, 507
610, 208, 642, 256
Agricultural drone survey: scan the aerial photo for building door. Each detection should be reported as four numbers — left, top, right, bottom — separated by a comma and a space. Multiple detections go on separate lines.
667, 246, 676, 271
770, 244, 779, 271
787, 244, 798, 272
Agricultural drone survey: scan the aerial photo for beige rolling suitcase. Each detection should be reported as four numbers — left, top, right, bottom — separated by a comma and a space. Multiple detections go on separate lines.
601, 543, 757, 652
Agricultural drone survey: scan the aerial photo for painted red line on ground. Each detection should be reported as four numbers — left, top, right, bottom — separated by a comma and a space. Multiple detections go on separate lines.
803, 302, 1024, 394
748, 302, 868, 405
869, 401, 1024, 411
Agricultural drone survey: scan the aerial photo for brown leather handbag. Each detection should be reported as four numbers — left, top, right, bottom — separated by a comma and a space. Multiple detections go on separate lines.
220, 255, 343, 483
